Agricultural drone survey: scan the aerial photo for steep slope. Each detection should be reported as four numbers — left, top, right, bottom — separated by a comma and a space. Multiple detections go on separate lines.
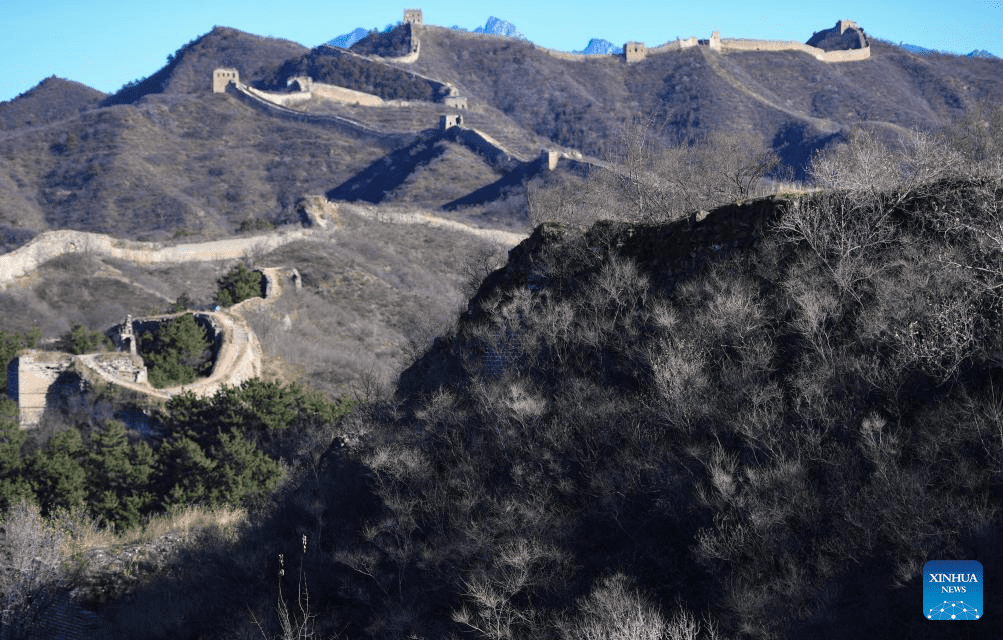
93, 176, 1003, 640
403, 26, 1003, 160
0, 93, 391, 239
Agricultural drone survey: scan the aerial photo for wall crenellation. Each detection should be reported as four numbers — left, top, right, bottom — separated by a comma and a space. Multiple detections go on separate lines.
623, 19, 869, 63
403, 8, 423, 25
212, 68, 240, 93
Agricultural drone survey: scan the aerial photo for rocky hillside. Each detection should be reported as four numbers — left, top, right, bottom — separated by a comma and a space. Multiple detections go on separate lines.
0, 77, 105, 130
0, 22, 1001, 245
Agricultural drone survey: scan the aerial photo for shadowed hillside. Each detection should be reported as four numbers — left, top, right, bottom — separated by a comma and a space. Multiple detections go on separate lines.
65, 161, 1003, 640
403, 26, 1003, 160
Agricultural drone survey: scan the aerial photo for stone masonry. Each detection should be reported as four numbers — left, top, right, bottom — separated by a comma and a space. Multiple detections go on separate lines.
212, 68, 240, 93
403, 8, 423, 25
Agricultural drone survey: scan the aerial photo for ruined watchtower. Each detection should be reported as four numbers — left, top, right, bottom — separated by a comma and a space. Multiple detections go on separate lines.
624, 42, 647, 63
118, 314, 137, 355
540, 149, 559, 171
439, 113, 462, 130
212, 68, 240, 93
709, 31, 722, 51
837, 19, 861, 33
403, 8, 423, 25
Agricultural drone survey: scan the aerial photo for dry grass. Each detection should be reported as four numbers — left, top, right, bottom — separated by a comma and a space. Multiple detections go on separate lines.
60, 503, 247, 558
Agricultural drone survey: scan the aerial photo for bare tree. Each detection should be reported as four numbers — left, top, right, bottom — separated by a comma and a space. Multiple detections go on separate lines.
0, 501, 66, 640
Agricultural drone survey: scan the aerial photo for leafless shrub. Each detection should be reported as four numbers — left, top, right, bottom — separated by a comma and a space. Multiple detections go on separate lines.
573, 118, 782, 225
453, 537, 559, 640
808, 127, 965, 211
460, 245, 508, 299
251, 536, 320, 640
946, 102, 1003, 181
560, 573, 722, 640
0, 500, 66, 639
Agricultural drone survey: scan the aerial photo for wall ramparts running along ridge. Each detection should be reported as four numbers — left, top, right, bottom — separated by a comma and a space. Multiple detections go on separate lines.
719, 38, 871, 61
648, 37, 699, 55
618, 34, 867, 63
241, 85, 315, 107
0, 228, 312, 289
311, 83, 387, 106
226, 83, 404, 137
446, 126, 526, 167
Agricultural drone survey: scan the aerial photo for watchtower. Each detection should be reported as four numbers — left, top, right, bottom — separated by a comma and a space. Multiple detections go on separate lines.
837, 19, 861, 33
118, 314, 137, 355
212, 68, 240, 93
540, 149, 559, 171
404, 8, 423, 25
624, 42, 647, 63
439, 114, 462, 130
709, 31, 722, 51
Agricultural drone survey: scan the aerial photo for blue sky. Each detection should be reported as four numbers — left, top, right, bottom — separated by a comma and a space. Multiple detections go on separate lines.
1, 0, 1000, 103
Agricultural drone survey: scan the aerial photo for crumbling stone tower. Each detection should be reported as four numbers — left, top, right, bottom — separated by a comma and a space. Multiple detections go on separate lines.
118, 314, 137, 355
404, 8, 423, 25
624, 42, 647, 63
212, 68, 240, 93
439, 113, 462, 130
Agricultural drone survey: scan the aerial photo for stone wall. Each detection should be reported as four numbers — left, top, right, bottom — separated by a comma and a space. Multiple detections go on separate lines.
241, 85, 314, 107
212, 68, 240, 93
445, 126, 525, 168
440, 113, 463, 129
619, 25, 869, 63
312, 83, 387, 106
0, 228, 313, 290
403, 8, 423, 25
624, 42, 647, 63
9, 312, 234, 429
8, 352, 74, 429
719, 38, 871, 61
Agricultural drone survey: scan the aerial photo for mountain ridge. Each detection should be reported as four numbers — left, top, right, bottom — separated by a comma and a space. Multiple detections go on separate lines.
0, 22, 1001, 245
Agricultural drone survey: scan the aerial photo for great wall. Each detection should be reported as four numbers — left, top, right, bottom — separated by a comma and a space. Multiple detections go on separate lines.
2, 212, 524, 430
208, 11, 870, 181
2, 11, 872, 431
6, 269, 301, 429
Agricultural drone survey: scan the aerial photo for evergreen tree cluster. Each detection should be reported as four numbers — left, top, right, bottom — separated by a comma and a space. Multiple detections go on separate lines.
0, 380, 354, 531
139, 314, 214, 388
214, 264, 264, 307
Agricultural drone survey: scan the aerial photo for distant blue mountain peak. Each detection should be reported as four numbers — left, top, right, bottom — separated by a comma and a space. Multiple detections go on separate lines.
575, 38, 622, 55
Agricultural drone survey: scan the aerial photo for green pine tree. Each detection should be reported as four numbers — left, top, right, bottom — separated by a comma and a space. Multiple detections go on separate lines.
214, 264, 263, 307
210, 430, 282, 507
29, 428, 86, 515
141, 314, 213, 388
85, 420, 154, 529
0, 398, 33, 510
156, 435, 218, 508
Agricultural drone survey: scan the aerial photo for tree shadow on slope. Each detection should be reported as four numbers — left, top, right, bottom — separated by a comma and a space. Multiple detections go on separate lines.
327, 132, 447, 203
93, 448, 384, 640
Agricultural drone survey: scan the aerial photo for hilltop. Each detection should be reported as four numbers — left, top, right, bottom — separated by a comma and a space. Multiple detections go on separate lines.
0, 18, 1001, 243
0, 77, 105, 130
